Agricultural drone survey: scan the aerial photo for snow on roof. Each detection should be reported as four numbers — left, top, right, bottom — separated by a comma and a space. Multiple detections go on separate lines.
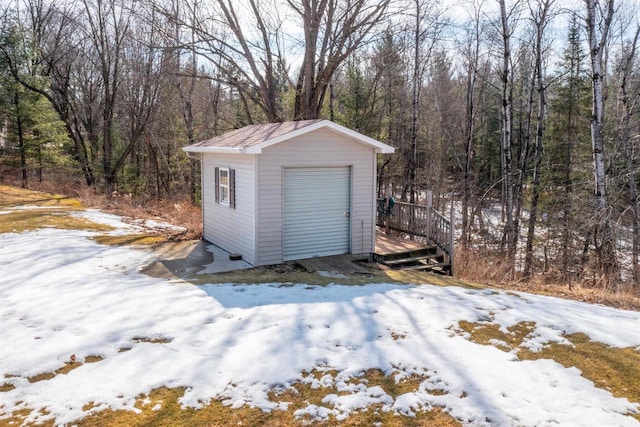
183, 119, 395, 155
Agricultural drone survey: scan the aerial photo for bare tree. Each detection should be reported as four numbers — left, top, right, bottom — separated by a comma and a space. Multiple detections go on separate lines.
497, 0, 520, 264
164, 0, 200, 200
460, 0, 487, 247
173, 0, 391, 123
82, 0, 133, 192
161, 0, 286, 123
369, 29, 409, 195
115, 6, 164, 182
584, 0, 618, 282
523, 0, 556, 277
614, 23, 640, 283
288, 0, 391, 120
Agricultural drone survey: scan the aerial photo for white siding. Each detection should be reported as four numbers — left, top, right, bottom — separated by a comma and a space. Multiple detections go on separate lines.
201, 153, 257, 265
256, 128, 375, 265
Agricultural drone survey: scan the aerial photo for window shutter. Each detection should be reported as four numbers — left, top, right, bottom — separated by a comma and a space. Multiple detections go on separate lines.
229, 168, 236, 209
214, 167, 219, 203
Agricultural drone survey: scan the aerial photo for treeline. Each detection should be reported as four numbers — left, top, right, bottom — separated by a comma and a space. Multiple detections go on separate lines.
1, 0, 639, 289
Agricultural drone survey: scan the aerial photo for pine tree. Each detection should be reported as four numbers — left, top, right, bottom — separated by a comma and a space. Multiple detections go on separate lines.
545, 13, 591, 281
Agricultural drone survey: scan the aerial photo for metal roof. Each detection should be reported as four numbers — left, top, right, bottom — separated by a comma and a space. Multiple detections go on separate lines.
182, 120, 395, 155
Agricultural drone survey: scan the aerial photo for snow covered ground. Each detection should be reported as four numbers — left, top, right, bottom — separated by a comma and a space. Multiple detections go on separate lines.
1, 209, 640, 426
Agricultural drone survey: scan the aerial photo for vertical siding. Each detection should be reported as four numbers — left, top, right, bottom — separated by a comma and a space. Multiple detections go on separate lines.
201, 153, 256, 265
256, 128, 375, 265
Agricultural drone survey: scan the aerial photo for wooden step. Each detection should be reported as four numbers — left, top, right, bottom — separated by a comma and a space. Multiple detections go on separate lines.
395, 261, 451, 272
382, 253, 445, 266
374, 239, 452, 276
374, 246, 438, 263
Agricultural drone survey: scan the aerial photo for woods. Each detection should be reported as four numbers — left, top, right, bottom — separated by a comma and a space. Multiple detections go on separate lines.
2, 0, 640, 289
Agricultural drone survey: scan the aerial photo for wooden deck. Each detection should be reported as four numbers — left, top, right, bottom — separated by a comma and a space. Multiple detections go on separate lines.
376, 193, 454, 275
375, 229, 429, 255
375, 228, 452, 275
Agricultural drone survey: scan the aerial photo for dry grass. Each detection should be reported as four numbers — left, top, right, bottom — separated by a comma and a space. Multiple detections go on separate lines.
190, 263, 382, 286
191, 262, 484, 291
523, 334, 640, 419
0, 185, 83, 209
457, 320, 640, 421
456, 247, 640, 312
71, 369, 460, 427
5, 367, 460, 426
0, 383, 15, 392
457, 320, 536, 350
130, 336, 173, 344
0, 185, 116, 234
1, 408, 54, 427
92, 234, 168, 246
2, 181, 202, 240
27, 355, 105, 384
0, 209, 115, 234
383, 269, 483, 290
29, 181, 203, 241
0, 185, 184, 246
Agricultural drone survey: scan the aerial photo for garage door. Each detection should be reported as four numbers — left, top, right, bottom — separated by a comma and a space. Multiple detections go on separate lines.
283, 167, 351, 261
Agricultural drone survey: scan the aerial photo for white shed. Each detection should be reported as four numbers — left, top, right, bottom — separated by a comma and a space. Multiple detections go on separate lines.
183, 119, 394, 266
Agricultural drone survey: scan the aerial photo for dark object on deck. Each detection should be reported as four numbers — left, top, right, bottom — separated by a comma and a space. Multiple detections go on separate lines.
229, 253, 243, 261
375, 190, 454, 275
377, 197, 396, 217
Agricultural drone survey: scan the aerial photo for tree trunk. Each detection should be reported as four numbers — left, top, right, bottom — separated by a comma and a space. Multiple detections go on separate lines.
499, 0, 515, 263
409, 0, 421, 204
289, 0, 390, 120
524, 0, 553, 278
177, 38, 197, 202
585, 0, 618, 283
616, 26, 640, 284
513, 56, 535, 259
14, 92, 28, 188
461, 3, 483, 248
627, 134, 639, 285
462, 71, 477, 246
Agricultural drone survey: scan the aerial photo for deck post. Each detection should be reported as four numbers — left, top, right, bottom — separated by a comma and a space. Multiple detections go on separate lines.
449, 202, 455, 276
385, 183, 392, 235
426, 190, 433, 240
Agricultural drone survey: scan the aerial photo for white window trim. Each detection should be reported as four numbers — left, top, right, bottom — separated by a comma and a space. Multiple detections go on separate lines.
219, 167, 230, 205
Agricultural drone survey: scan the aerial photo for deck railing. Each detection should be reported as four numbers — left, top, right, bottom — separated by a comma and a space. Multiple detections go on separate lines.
376, 191, 454, 274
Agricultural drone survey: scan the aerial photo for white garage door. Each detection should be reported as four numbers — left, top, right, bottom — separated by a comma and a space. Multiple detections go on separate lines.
283, 167, 351, 261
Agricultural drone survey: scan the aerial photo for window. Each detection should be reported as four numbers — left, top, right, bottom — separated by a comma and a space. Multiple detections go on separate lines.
215, 166, 235, 208
219, 167, 230, 205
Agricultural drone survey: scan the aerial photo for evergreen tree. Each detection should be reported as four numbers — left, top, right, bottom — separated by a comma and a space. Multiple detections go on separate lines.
0, 19, 71, 187
545, 13, 591, 281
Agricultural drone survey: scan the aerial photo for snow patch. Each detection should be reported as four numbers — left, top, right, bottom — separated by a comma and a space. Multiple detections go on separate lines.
1, 225, 639, 426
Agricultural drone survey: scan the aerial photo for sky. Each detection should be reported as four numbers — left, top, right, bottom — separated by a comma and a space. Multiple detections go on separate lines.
0, 206, 639, 425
